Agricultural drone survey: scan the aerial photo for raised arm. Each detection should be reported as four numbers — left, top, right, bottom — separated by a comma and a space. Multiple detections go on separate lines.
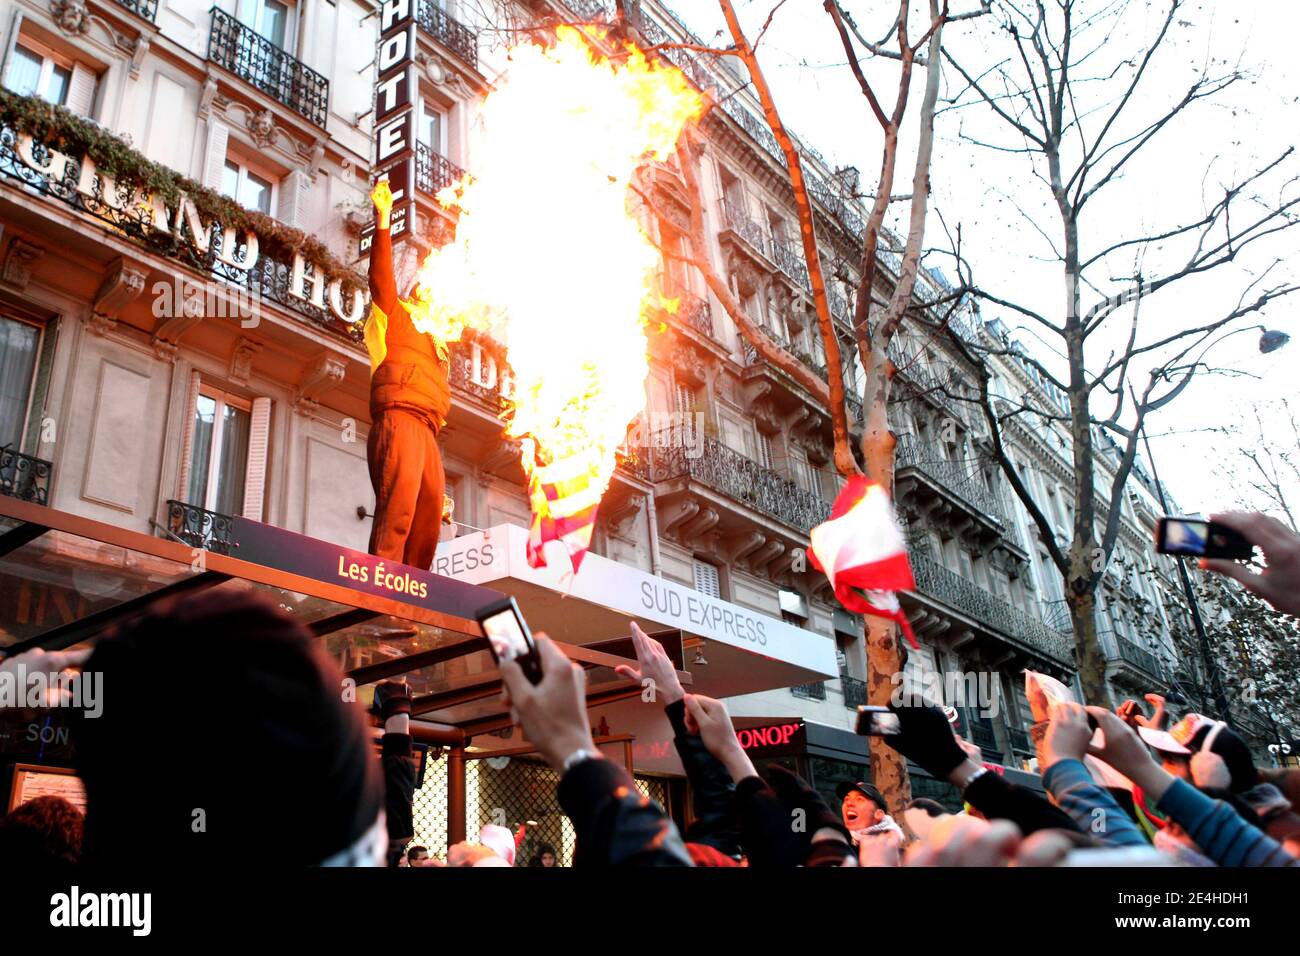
368, 180, 399, 316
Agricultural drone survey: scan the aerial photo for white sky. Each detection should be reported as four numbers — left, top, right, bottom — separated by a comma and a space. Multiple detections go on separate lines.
666, 0, 1300, 517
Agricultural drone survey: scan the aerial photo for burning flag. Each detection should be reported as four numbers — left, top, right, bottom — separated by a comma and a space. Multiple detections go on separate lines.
809, 477, 919, 648
403, 26, 702, 571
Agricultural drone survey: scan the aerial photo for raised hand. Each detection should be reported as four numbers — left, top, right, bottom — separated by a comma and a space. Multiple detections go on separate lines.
684, 694, 755, 783
1044, 699, 1093, 767
498, 631, 596, 771
1201, 511, 1300, 616
613, 621, 683, 704
370, 179, 394, 229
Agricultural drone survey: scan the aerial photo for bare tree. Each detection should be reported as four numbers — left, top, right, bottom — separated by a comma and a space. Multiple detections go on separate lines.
615, 0, 990, 808
1212, 399, 1300, 533
937, 0, 1300, 704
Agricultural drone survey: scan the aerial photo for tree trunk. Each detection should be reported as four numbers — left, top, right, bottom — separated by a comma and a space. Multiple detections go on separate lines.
861, 344, 910, 808
1067, 587, 1110, 707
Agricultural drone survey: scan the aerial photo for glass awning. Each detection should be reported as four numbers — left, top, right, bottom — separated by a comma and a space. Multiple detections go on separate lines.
0, 496, 683, 740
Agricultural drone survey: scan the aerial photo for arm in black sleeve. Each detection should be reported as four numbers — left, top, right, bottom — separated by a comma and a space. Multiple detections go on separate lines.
381, 732, 415, 867
963, 770, 1084, 837
730, 776, 807, 867
664, 699, 742, 856
368, 221, 398, 317
557, 757, 692, 866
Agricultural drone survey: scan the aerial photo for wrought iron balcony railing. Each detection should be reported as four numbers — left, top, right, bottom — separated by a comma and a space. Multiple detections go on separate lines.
0, 447, 52, 505
769, 238, 810, 291
415, 141, 466, 198
114, 0, 159, 21
909, 550, 1074, 666
894, 433, 1012, 530
1107, 635, 1166, 682
670, 291, 715, 339
417, 1, 478, 71
166, 500, 235, 554
791, 680, 826, 701
841, 674, 868, 708
207, 7, 329, 127
718, 199, 770, 258
650, 436, 832, 534
827, 285, 851, 324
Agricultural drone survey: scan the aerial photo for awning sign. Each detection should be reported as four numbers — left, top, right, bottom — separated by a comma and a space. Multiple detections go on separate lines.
435, 524, 838, 676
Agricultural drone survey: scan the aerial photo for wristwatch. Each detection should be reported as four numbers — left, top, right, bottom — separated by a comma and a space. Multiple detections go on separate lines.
953, 764, 990, 793
561, 748, 602, 774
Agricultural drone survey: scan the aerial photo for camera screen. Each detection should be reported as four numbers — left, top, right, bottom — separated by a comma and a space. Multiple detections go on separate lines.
1163, 519, 1208, 556
483, 609, 531, 662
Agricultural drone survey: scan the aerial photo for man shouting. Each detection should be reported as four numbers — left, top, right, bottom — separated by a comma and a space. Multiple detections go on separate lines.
363, 180, 449, 570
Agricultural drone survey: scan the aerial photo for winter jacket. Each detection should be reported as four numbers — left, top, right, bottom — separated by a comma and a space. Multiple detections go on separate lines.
963, 767, 1084, 837
1156, 777, 1299, 867
556, 756, 692, 866
366, 223, 450, 431
1042, 758, 1148, 848
664, 698, 743, 857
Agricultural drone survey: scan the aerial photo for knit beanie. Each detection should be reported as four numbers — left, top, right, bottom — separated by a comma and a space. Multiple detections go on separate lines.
73, 590, 382, 865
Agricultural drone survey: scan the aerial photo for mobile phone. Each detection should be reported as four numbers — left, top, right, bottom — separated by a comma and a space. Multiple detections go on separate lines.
1155, 517, 1254, 560
855, 705, 901, 736
476, 596, 543, 685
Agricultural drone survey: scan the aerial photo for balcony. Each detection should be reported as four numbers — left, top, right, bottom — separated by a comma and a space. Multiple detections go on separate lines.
415, 142, 467, 198
668, 290, 715, 339
827, 286, 852, 326
166, 500, 234, 555
417, 1, 478, 71
769, 238, 811, 293
841, 674, 868, 708
208, 7, 329, 127
0, 448, 51, 505
908, 550, 1074, 667
791, 680, 826, 701
650, 436, 831, 535
718, 199, 771, 263
894, 433, 1012, 533
1104, 633, 1167, 687
113, 0, 158, 21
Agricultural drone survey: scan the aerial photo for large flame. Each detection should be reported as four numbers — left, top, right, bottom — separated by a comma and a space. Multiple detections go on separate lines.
405, 26, 703, 569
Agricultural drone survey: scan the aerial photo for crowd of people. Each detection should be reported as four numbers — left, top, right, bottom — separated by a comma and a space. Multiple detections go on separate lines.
0, 510, 1296, 868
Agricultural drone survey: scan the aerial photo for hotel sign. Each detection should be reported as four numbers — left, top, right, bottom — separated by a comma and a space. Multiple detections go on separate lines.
360, 0, 420, 253
0, 124, 369, 333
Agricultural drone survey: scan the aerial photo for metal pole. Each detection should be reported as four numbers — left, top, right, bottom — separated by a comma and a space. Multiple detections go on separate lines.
1139, 421, 1233, 726
447, 746, 467, 847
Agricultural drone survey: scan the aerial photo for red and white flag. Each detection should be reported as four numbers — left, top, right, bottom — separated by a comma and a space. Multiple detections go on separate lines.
809, 476, 918, 648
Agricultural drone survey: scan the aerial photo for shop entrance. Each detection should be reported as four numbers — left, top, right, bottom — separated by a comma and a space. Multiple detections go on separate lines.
0, 496, 690, 849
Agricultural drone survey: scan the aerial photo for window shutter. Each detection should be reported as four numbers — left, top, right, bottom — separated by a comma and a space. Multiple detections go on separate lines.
692, 560, 720, 599
202, 120, 229, 191
241, 396, 271, 520
66, 62, 96, 117
277, 169, 309, 228
176, 371, 202, 499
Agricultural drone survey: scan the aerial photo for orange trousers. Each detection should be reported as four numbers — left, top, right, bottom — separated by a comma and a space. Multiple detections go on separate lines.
367, 408, 445, 571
